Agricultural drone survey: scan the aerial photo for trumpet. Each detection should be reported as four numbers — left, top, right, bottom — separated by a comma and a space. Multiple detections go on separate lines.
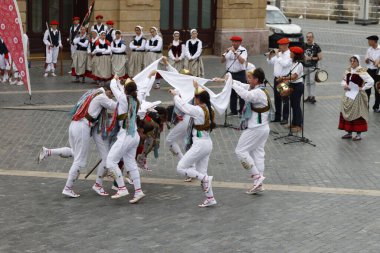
264, 48, 278, 57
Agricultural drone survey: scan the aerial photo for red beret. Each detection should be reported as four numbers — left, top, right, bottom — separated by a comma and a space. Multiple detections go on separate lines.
277, 38, 290, 45
50, 20, 59, 25
72, 17, 80, 21
106, 20, 114, 25
96, 15, 103, 19
230, 36, 242, 42
290, 46, 304, 55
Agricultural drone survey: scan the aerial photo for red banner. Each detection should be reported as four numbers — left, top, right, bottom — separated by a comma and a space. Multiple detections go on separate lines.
0, 0, 31, 95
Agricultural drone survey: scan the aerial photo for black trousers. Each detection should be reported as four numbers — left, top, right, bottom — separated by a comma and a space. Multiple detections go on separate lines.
229, 70, 246, 114
274, 78, 289, 121
290, 82, 304, 127
367, 69, 380, 109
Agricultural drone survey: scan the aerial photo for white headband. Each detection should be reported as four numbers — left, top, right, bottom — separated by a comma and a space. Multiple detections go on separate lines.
99, 31, 106, 35
173, 31, 180, 36
151, 26, 158, 32
190, 29, 197, 34
135, 25, 143, 31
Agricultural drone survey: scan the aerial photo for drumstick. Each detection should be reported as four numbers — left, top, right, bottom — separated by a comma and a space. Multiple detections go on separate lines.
84, 159, 102, 179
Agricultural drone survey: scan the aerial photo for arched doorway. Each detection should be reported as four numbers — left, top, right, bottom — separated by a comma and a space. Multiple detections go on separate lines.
160, 0, 216, 54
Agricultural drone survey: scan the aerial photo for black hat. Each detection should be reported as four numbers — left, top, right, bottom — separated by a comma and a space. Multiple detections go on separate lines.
366, 35, 379, 41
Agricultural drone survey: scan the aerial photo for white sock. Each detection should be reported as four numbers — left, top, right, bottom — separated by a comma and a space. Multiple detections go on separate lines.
65, 166, 80, 188
48, 147, 73, 158
129, 169, 141, 192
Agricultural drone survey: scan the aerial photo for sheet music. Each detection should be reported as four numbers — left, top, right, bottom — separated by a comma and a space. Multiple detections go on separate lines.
345, 81, 359, 100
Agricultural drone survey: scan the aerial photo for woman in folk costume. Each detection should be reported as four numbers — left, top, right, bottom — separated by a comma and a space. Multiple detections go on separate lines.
232, 68, 270, 194
168, 31, 185, 71
61, 85, 117, 198
71, 27, 88, 83
85, 30, 98, 81
92, 31, 112, 85
184, 29, 204, 77
339, 55, 374, 141
169, 82, 217, 208
111, 30, 128, 79
106, 77, 145, 203
129, 25, 146, 78
145, 26, 163, 89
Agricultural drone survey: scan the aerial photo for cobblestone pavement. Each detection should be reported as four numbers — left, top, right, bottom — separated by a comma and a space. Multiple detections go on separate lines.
1, 19, 380, 252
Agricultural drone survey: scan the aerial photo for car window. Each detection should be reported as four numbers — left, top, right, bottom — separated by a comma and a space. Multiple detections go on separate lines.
266, 10, 289, 24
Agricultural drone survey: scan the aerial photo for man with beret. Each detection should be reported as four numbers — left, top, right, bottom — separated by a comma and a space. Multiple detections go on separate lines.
43, 20, 63, 77
267, 38, 292, 124
105, 20, 116, 43
91, 15, 107, 35
68, 17, 81, 58
365, 35, 380, 111
221, 36, 248, 116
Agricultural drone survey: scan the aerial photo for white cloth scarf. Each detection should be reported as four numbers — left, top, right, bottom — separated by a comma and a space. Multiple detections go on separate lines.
134, 57, 163, 101
157, 70, 232, 115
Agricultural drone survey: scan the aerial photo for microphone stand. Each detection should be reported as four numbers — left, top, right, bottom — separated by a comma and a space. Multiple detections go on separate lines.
218, 49, 245, 129
283, 67, 317, 147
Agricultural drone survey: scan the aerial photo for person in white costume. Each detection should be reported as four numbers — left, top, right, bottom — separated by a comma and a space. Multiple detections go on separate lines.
169, 82, 217, 207
43, 20, 63, 77
232, 68, 270, 194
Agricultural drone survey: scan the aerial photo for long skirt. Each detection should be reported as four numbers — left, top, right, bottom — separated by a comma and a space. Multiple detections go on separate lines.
338, 114, 368, 132
93, 55, 112, 80
168, 58, 185, 72
129, 51, 145, 77
144, 52, 162, 68
71, 50, 87, 76
339, 91, 368, 133
184, 57, 204, 77
111, 54, 128, 79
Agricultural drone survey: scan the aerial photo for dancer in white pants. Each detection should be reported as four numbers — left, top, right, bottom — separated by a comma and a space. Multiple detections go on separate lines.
232, 68, 270, 194
169, 82, 217, 207
43, 20, 62, 77
61, 85, 116, 198
106, 77, 145, 203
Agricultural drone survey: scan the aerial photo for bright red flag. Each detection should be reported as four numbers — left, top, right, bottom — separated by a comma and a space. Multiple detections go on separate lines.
0, 0, 31, 95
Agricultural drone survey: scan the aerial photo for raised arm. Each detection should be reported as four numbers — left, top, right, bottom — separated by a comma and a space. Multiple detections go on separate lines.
173, 94, 202, 118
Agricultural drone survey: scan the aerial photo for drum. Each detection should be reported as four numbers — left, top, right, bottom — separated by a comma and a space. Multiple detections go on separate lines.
276, 82, 293, 97
315, 70, 328, 83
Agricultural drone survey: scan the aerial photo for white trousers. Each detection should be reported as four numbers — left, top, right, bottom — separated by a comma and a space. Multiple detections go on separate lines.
106, 130, 141, 191
45, 46, 59, 63
65, 120, 91, 188
166, 116, 190, 159
235, 127, 269, 176
92, 128, 111, 185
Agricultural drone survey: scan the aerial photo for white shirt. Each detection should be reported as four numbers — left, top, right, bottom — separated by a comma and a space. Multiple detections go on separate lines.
365, 45, 380, 69
73, 34, 89, 48
267, 49, 292, 77
129, 34, 146, 51
224, 45, 248, 73
111, 39, 127, 53
290, 62, 304, 83
87, 88, 117, 122
93, 39, 111, 55
232, 81, 269, 129
145, 35, 163, 52
341, 66, 374, 90
185, 39, 202, 60
174, 95, 210, 138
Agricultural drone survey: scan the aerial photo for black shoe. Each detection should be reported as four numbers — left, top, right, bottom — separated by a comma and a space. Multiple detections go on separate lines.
271, 118, 281, 122
227, 112, 238, 117
304, 96, 311, 102
373, 106, 379, 112
280, 119, 288, 125
310, 97, 317, 104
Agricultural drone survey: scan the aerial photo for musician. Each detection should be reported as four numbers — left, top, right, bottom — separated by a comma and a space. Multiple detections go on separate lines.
339, 55, 374, 141
303, 32, 322, 104
91, 15, 107, 34
221, 36, 248, 116
267, 38, 292, 124
365, 35, 380, 111
43, 20, 63, 77
276, 46, 304, 133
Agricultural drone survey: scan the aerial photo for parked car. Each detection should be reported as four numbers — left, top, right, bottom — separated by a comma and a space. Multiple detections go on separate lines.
266, 4, 304, 48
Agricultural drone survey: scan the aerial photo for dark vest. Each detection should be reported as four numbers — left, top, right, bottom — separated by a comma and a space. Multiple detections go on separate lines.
90, 40, 96, 52
112, 40, 126, 55
94, 24, 105, 34
0, 39, 8, 55
149, 39, 158, 47
96, 42, 109, 56
170, 41, 183, 57
70, 25, 79, 44
133, 37, 144, 46
106, 29, 114, 43
76, 37, 88, 51
346, 73, 364, 87
188, 41, 199, 56
48, 30, 60, 47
